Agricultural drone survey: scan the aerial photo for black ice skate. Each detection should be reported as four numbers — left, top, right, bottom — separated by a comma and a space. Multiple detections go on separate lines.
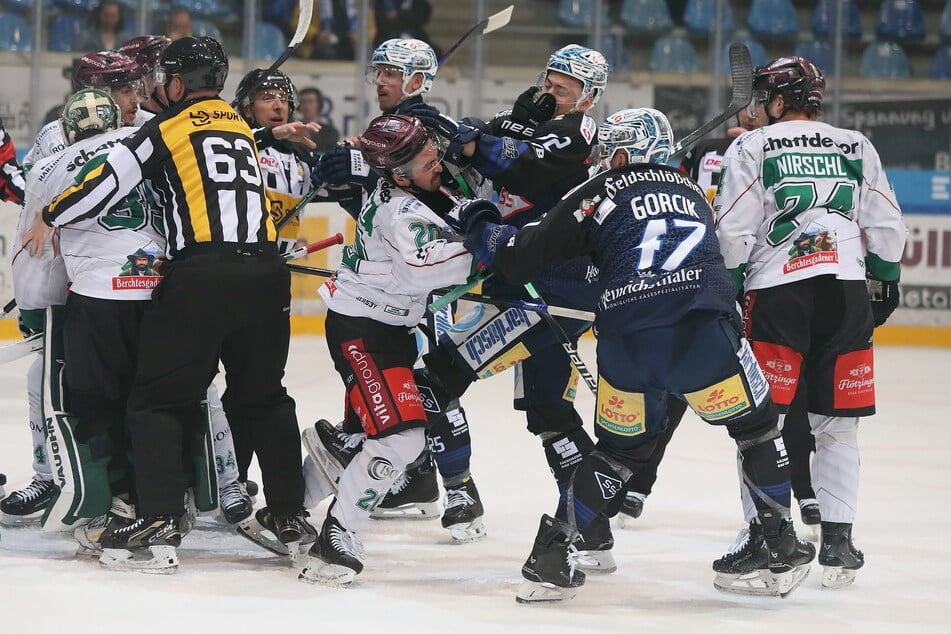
819, 521, 864, 590
759, 510, 815, 597
615, 491, 646, 529
516, 514, 586, 604
75, 496, 136, 556
370, 455, 441, 519
98, 515, 183, 573
299, 514, 366, 587
441, 477, 486, 543
0, 476, 56, 525
712, 520, 770, 594
218, 480, 253, 525
574, 514, 617, 574
798, 498, 821, 541
236, 507, 317, 563
301, 419, 364, 495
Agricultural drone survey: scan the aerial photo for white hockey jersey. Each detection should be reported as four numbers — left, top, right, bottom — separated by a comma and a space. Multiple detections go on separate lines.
254, 136, 311, 254
22, 120, 66, 171
319, 181, 474, 327
714, 119, 908, 291
31, 128, 164, 301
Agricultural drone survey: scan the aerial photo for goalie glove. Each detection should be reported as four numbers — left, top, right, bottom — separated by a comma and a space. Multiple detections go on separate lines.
868, 278, 900, 327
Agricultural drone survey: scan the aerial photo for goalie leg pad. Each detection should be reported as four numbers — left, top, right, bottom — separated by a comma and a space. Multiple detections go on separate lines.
41, 415, 111, 533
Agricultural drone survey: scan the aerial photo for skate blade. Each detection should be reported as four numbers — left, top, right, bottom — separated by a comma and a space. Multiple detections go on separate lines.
99, 546, 178, 574
74, 526, 103, 557
299, 559, 358, 587
235, 517, 290, 556
515, 580, 579, 604
446, 517, 487, 543
370, 501, 441, 520
0, 512, 43, 526
301, 428, 343, 495
820, 565, 857, 590
713, 564, 810, 598
573, 549, 618, 575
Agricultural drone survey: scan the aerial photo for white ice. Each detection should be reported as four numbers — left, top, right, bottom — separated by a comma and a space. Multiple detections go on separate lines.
1, 338, 949, 633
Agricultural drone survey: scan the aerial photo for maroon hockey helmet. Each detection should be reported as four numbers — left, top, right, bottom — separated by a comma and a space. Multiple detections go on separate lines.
752, 56, 825, 111
358, 114, 433, 176
72, 50, 146, 93
119, 35, 171, 76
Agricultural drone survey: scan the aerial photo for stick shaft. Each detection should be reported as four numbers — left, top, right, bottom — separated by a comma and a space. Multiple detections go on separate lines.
283, 233, 344, 261
438, 4, 514, 64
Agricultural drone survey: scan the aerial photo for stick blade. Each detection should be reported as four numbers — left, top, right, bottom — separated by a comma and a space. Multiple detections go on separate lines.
483, 5, 514, 34
727, 42, 754, 108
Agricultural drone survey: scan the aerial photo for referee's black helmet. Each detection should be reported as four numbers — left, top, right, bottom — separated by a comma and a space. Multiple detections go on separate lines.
158, 36, 229, 93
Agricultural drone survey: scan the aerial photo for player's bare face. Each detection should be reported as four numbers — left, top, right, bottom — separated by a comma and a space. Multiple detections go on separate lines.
372, 65, 405, 112
539, 71, 584, 117
250, 90, 290, 126
111, 84, 140, 125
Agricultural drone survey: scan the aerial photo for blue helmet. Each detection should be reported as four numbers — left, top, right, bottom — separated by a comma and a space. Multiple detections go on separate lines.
545, 44, 610, 105
369, 38, 439, 97
598, 108, 673, 167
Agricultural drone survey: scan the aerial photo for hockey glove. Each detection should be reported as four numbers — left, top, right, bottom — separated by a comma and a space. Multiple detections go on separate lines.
868, 278, 900, 327
447, 199, 503, 234
17, 308, 44, 338
511, 86, 556, 129
402, 101, 458, 141
463, 221, 518, 271
312, 145, 372, 189
444, 123, 482, 167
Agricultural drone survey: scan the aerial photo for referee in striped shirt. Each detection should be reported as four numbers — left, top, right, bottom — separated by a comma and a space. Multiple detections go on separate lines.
26, 36, 321, 557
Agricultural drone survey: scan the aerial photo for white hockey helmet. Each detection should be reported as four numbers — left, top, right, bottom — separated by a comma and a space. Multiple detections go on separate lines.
369, 38, 439, 98
545, 44, 610, 105
598, 108, 673, 169
60, 88, 121, 146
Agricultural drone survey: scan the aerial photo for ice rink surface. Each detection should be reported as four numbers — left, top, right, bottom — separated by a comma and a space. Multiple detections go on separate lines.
1, 337, 949, 633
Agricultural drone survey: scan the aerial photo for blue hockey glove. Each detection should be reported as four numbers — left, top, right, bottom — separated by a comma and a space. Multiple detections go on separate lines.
447, 199, 502, 234
463, 221, 518, 270
511, 86, 556, 128
445, 123, 482, 167
402, 101, 458, 141
868, 278, 900, 327
312, 145, 372, 189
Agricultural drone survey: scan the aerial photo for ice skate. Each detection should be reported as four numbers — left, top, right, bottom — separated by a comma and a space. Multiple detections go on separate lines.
574, 514, 616, 574
98, 515, 183, 574
0, 476, 56, 525
236, 507, 317, 562
615, 491, 645, 529
819, 521, 864, 590
75, 496, 136, 556
759, 510, 815, 597
301, 419, 364, 495
299, 514, 366, 587
798, 498, 821, 541
441, 477, 486, 543
516, 514, 585, 604
218, 480, 253, 525
370, 456, 441, 520
712, 521, 771, 595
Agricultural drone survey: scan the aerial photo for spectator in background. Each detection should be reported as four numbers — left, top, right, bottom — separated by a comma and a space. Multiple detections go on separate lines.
74, 0, 130, 52
372, 0, 442, 58
313, 0, 357, 60
297, 87, 340, 152
166, 6, 193, 41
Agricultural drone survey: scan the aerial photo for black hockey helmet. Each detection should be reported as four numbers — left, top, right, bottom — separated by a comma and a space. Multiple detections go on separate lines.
119, 35, 171, 76
158, 36, 229, 94
233, 68, 299, 119
752, 56, 825, 112
72, 50, 145, 93
358, 114, 434, 178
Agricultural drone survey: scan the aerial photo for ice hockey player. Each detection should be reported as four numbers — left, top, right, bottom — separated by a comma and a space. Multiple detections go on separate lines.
713, 56, 908, 590
118, 34, 171, 116
297, 114, 475, 586
446, 106, 815, 604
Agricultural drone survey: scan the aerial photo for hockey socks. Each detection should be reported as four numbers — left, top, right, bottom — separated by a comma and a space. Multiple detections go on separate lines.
429, 401, 473, 485
738, 432, 793, 512
541, 428, 594, 517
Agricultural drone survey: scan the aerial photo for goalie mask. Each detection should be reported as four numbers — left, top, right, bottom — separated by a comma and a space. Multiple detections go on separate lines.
367, 38, 439, 98
597, 108, 673, 169
544, 44, 610, 107
60, 88, 121, 146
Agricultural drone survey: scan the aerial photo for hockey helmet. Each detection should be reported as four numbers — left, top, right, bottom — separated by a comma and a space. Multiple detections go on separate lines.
598, 108, 673, 168
157, 36, 229, 94
72, 50, 146, 93
368, 38, 439, 97
752, 56, 825, 113
358, 114, 436, 178
544, 44, 610, 105
233, 68, 299, 118
60, 88, 121, 146
119, 35, 171, 76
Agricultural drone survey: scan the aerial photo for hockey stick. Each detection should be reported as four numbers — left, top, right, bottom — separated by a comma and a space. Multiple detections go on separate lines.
438, 4, 514, 64
669, 42, 754, 161
0, 298, 15, 318
428, 270, 489, 312
283, 233, 344, 261
0, 332, 42, 365
286, 263, 593, 321
268, 0, 314, 71
275, 187, 321, 232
